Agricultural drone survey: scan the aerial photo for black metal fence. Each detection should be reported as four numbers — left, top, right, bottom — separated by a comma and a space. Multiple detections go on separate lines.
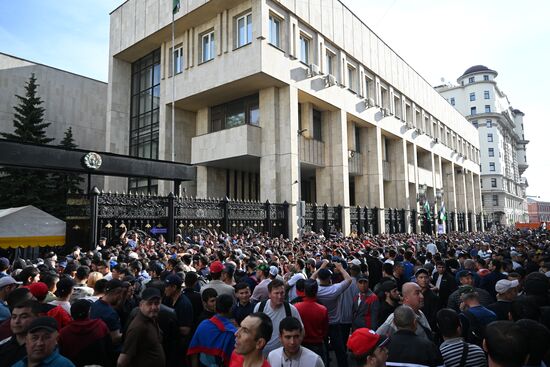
304, 203, 343, 235
349, 206, 380, 235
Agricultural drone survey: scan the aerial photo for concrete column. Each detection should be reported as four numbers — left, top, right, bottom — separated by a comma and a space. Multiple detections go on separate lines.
474, 173, 484, 231
467, 171, 477, 231
355, 127, 369, 206
366, 126, 385, 233
196, 166, 208, 198
260, 87, 278, 201
412, 144, 421, 233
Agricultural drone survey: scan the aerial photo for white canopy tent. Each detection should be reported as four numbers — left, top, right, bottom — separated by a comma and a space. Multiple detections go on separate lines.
0, 206, 65, 249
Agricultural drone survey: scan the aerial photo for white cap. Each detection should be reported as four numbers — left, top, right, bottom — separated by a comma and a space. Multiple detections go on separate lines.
495, 279, 519, 294
269, 266, 279, 276
0, 276, 22, 289
350, 259, 361, 266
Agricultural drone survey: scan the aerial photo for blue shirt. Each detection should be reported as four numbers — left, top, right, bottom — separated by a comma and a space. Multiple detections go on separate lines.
0, 301, 10, 322
90, 299, 121, 332
12, 347, 75, 367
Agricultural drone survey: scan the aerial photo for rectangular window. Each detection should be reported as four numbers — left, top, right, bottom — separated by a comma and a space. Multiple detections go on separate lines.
450, 97, 455, 106
491, 178, 497, 187
169, 46, 183, 76
236, 12, 253, 48
268, 15, 281, 47
470, 107, 477, 115
488, 147, 494, 157
489, 162, 496, 171
487, 133, 493, 142
484, 90, 490, 99
326, 50, 335, 75
469, 76, 475, 83
469, 92, 476, 101
299, 34, 310, 64
485, 105, 491, 113
492, 195, 499, 206
355, 125, 361, 152
486, 119, 492, 128
472, 120, 478, 128
484, 75, 489, 81
209, 94, 260, 132
347, 64, 356, 91
201, 31, 215, 63
313, 109, 322, 141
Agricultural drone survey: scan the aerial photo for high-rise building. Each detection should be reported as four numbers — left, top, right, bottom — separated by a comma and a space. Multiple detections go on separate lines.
436, 66, 529, 226
106, 0, 482, 236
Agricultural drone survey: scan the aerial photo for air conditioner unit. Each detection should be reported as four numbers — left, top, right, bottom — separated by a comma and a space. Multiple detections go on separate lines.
307, 63, 321, 77
406, 122, 414, 130
348, 150, 355, 159
415, 128, 422, 135
382, 107, 390, 117
325, 74, 337, 87
433, 137, 439, 143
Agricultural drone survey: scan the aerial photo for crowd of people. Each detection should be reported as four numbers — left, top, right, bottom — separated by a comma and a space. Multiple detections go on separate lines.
0, 227, 549, 367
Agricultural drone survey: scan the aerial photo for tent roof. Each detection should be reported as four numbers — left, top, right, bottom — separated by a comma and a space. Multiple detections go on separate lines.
0, 206, 65, 248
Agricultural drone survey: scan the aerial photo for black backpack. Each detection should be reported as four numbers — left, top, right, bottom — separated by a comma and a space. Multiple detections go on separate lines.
462, 310, 486, 347
258, 300, 292, 318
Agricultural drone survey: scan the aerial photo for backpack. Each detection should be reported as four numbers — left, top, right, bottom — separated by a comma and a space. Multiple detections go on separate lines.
258, 300, 292, 318
462, 310, 486, 347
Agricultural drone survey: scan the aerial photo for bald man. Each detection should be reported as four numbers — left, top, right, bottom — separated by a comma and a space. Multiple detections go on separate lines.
376, 282, 433, 340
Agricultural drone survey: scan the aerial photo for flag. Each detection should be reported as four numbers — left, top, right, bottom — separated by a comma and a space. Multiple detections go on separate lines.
173, 0, 180, 14
423, 201, 431, 220
439, 201, 447, 221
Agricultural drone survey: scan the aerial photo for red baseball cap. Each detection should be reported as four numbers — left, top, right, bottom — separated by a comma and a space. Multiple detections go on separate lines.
28, 282, 49, 300
347, 328, 389, 356
210, 261, 224, 274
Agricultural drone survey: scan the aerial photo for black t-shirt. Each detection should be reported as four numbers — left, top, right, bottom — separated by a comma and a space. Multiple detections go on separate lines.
182, 288, 203, 329
0, 336, 26, 367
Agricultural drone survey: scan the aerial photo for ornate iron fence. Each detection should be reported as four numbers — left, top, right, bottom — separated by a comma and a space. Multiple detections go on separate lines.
67, 189, 290, 249
349, 206, 380, 235
303, 203, 343, 235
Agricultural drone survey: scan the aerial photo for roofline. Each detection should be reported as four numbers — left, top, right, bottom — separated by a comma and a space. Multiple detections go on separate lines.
0, 51, 107, 84
110, 0, 129, 15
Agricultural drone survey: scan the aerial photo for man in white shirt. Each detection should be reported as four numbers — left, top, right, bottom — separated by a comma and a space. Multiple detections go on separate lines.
285, 259, 306, 301
268, 316, 324, 367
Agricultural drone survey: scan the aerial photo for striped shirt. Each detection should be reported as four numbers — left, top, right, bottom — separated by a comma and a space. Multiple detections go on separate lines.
440, 338, 487, 367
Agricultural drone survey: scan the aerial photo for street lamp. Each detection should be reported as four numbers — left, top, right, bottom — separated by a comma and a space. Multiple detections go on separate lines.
297, 128, 308, 240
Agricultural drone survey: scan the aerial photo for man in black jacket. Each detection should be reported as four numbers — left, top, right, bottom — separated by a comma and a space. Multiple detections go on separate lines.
386, 305, 444, 367
431, 261, 457, 307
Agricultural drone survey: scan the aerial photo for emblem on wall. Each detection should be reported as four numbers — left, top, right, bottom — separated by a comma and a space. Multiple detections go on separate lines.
83, 152, 102, 170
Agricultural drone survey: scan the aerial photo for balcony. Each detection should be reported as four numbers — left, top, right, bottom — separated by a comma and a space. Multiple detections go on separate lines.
382, 160, 391, 181
299, 136, 325, 166
348, 151, 363, 176
191, 124, 261, 165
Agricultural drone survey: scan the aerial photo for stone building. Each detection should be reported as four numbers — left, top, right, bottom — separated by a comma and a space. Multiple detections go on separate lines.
106, 0, 482, 236
437, 65, 528, 226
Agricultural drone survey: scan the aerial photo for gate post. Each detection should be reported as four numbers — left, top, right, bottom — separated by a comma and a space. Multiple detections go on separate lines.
283, 201, 289, 238
167, 192, 175, 243
265, 200, 272, 236
222, 197, 230, 234
89, 186, 100, 251
324, 204, 329, 235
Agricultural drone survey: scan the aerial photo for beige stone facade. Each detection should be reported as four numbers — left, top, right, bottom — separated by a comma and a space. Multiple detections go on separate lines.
106, 0, 482, 236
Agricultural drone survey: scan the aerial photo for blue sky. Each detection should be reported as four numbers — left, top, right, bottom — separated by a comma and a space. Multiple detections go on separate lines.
1, 0, 549, 200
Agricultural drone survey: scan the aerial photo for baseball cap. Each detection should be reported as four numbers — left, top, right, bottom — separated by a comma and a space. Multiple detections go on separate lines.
28, 282, 49, 299
210, 261, 224, 274
27, 317, 58, 333
457, 270, 475, 278
350, 258, 362, 266
269, 266, 279, 276
495, 279, 519, 294
141, 287, 162, 301
318, 268, 333, 281
357, 274, 369, 282
0, 257, 9, 268
347, 328, 389, 356
71, 299, 92, 320
105, 279, 130, 292
458, 285, 476, 296
414, 268, 429, 277
257, 264, 269, 272
378, 280, 397, 293
0, 276, 22, 289
165, 274, 183, 287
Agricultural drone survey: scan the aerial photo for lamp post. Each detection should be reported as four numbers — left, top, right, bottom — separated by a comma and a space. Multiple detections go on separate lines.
436, 188, 444, 234
297, 128, 308, 240
417, 184, 427, 233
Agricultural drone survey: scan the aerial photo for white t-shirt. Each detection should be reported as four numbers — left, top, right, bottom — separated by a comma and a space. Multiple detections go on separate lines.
287, 272, 306, 301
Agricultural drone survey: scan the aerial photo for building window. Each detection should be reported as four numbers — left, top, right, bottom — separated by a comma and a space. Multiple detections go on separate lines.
468, 76, 475, 83
326, 50, 335, 75
201, 30, 215, 63
472, 120, 478, 128
485, 105, 491, 113
484, 75, 489, 81
169, 45, 183, 76
470, 107, 477, 115
347, 64, 356, 91
209, 94, 259, 132
469, 92, 476, 101
488, 133, 493, 142
492, 194, 499, 206
491, 178, 497, 188
489, 162, 495, 171
450, 97, 455, 106
299, 34, 310, 64
488, 147, 494, 157
236, 12, 252, 48
268, 14, 281, 47
129, 49, 161, 193
486, 119, 492, 128
313, 109, 322, 141
354, 125, 361, 152
484, 90, 490, 99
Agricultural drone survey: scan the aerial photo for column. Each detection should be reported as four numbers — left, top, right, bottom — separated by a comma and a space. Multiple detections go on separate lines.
366, 126, 385, 233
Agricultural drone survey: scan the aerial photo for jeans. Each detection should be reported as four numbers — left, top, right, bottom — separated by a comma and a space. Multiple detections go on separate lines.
326, 323, 348, 367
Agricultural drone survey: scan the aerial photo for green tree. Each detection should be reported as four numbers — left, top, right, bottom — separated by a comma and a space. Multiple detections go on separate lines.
0, 74, 54, 213
49, 127, 84, 218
